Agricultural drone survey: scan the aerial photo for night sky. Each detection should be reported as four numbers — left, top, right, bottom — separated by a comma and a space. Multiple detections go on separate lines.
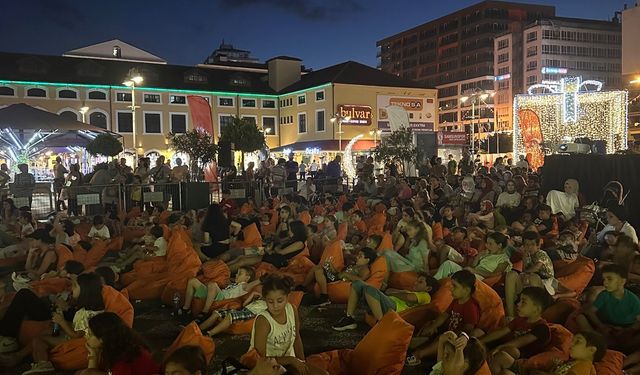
0, 0, 630, 70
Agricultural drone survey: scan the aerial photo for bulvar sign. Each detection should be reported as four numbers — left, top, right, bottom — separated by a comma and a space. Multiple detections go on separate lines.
337, 105, 372, 125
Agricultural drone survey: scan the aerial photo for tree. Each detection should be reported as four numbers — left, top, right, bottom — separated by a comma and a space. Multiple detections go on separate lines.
372, 127, 422, 175
168, 129, 218, 181
85, 133, 123, 158
219, 116, 266, 171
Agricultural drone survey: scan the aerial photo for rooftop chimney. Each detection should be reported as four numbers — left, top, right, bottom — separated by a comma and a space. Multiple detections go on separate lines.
267, 56, 302, 92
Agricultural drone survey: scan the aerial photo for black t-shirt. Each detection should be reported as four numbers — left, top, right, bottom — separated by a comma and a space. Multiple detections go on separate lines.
533, 217, 553, 235
442, 216, 457, 230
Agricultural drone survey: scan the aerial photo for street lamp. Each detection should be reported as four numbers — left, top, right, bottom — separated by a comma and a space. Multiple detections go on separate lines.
330, 114, 351, 154
460, 89, 494, 155
123, 75, 143, 158
369, 129, 382, 163
79, 106, 89, 123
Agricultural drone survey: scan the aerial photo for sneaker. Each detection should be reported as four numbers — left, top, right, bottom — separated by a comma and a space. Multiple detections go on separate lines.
0, 336, 18, 353
332, 315, 357, 331
22, 361, 55, 374
312, 294, 331, 307
405, 353, 421, 367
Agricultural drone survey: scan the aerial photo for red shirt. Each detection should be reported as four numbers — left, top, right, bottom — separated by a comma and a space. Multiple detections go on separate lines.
446, 298, 481, 332
507, 317, 551, 357
110, 349, 160, 375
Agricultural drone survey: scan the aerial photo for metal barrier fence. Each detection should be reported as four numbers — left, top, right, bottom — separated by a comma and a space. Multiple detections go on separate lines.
5, 176, 357, 218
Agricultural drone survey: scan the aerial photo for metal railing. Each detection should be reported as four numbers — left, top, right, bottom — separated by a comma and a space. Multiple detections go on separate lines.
4, 176, 358, 218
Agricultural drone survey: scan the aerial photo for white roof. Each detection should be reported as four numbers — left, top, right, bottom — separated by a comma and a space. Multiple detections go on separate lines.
63, 39, 166, 64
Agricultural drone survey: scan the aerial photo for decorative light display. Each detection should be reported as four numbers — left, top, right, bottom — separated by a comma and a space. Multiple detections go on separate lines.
514, 77, 628, 169
343, 133, 364, 179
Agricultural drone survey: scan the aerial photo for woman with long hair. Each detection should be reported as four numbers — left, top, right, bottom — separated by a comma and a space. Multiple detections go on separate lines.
76, 312, 159, 375
199, 203, 230, 259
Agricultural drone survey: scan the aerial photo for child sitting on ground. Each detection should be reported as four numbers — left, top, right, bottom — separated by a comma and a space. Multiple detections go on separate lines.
332, 271, 438, 331
88, 215, 110, 241
547, 230, 579, 262
302, 247, 377, 307
481, 287, 553, 375
406, 270, 481, 365
181, 266, 260, 318
576, 264, 640, 351
434, 232, 512, 281
429, 331, 487, 375
529, 331, 606, 375
112, 225, 166, 272
198, 284, 267, 337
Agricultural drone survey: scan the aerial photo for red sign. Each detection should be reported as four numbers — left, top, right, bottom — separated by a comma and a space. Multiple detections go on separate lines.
437, 132, 468, 146
187, 95, 213, 134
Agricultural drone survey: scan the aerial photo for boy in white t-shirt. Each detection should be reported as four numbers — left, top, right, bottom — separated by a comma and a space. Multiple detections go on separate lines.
87, 215, 110, 241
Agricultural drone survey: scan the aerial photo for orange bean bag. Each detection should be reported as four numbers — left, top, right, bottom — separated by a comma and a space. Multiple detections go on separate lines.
307, 310, 414, 375
164, 322, 215, 364
594, 350, 624, 375
387, 271, 418, 290
231, 223, 262, 249
75, 222, 92, 241
554, 255, 594, 295
366, 212, 386, 236
123, 226, 147, 243
159, 210, 171, 225
198, 259, 232, 287
82, 240, 109, 270
30, 277, 71, 297
320, 240, 344, 273
298, 210, 312, 226
432, 222, 444, 241
105, 236, 124, 252
322, 256, 388, 303
523, 323, 572, 370
474, 362, 492, 375
0, 255, 26, 267
542, 298, 581, 324
378, 232, 393, 251
50, 286, 133, 370
54, 244, 73, 270
120, 257, 168, 286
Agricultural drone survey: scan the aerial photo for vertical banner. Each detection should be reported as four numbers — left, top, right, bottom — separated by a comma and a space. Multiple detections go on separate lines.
187, 95, 214, 134
187, 95, 218, 184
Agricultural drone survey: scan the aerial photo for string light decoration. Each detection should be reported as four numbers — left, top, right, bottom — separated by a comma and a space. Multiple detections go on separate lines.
343, 134, 364, 179
514, 77, 628, 161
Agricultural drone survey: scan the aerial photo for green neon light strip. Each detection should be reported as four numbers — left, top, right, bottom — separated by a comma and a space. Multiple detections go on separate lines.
0, 80, 332, 99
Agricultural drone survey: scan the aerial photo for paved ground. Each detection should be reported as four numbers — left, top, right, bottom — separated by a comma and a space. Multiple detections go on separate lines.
3, 288, 430, 375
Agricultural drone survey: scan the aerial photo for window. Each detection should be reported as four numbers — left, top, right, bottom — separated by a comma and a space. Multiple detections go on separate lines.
184, 71, 208, 83
116, 92, 132, 102
117, 112, 133, 133
297, 94, 306, 105
58, 89, 77, 99
170, 113, 187, 133
242, 116, 257, 125
526, 61, 538, 71
143, 93, 161, 103
88, 90, 107, 100
315, 90, 325, 102
316, 110, 325, 132
112, 45, 121, 58
218, 97, 234, 107
241, 98, 256, 108
26, 88, 47, 97
497, 53, 509, 63
262, 117, 276, 135
170, 95, 186, 104
526, 46, 537, 57
59, 110, 78, 121
0, 86, 15, 96
497, 39, 509, 50
262, 99, 276, 108
498, 67, 509, 75
526, 75, 537, 86
144, 112, 162, 134
526, 31, 537, 42
89, 111, 108, 129
219, 115, 234, 134
298, 113, 307, 133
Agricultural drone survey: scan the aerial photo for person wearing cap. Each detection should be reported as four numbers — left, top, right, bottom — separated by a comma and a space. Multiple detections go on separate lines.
24, 228, 57, 280
596, 205, 638, 245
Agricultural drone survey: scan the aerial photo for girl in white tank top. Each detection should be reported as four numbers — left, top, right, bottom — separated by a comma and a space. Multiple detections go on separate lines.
250, 303, 296, 357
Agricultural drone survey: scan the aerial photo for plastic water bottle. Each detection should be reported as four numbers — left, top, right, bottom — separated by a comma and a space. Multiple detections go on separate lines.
171, 292, 181, 317
51, 323, 60, 337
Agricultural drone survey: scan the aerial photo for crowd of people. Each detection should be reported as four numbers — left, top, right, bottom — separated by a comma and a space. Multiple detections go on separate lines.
0, 149, 638, 375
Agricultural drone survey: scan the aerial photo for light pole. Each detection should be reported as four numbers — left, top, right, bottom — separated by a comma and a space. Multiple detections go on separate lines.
79, 106, 89, 123
460, 90, 492, 155
369, 129, 382, 163
123, 75, 143, 159
330, 113, 351, 155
